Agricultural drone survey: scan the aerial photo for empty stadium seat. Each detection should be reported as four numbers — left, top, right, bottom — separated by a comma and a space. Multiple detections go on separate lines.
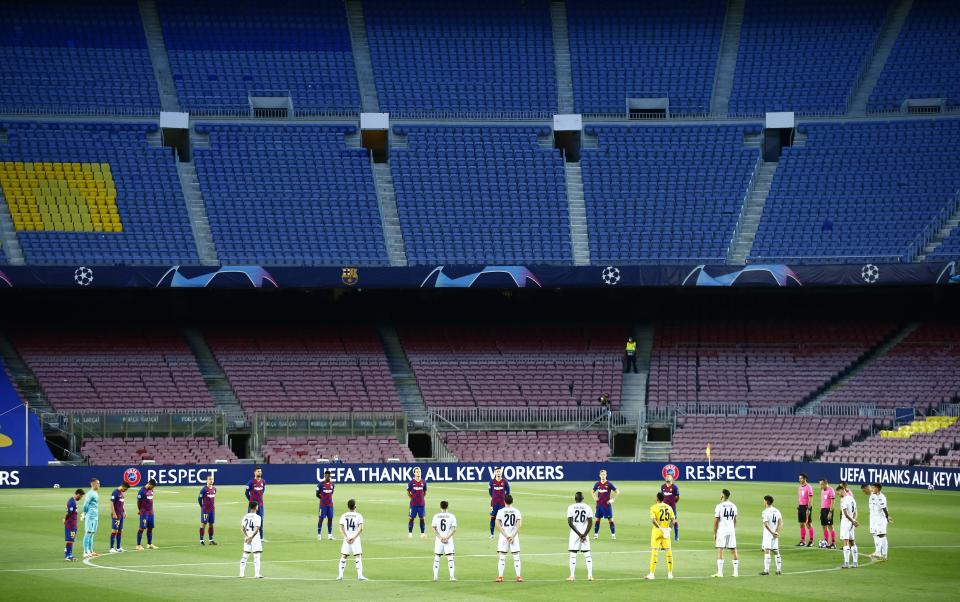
81, 436, 237, 465
444, 431, 609, 462
261, 436, 413, 464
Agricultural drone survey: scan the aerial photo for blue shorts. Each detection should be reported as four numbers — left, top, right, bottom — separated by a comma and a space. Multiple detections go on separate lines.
490, 504, 504, 518
409, 505, 425, 519
319, 506, 334, 520
65, 527, 77, 542
139, 515, 155, 530
111, 517, 125, 531
200, 511, 215, 524
596, 505, 614, 520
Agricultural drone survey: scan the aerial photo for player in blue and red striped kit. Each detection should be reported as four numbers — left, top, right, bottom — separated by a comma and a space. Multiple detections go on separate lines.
317, 470, 336, 541
488, 467, 510, 538
136, 478, 157, 550
109, 482, 129, 552
660, 476, 680, 541
592, 469, 619, 539
245, 466, 266, 540
407, 466, 427, 539
63, 489, 84, 561
198, 474, 217, 545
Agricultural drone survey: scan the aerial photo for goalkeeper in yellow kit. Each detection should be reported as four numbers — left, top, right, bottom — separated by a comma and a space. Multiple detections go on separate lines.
645, 491, 676, 580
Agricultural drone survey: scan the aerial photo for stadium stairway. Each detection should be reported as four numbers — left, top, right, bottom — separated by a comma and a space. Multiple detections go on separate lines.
728, 159, 777, 264
916, 193, 960, 261
345, 0, 380, 113
847, 0, 915, 116
0, 332, 51, 413
175, 159, 219, 266
377, 326, 427, 420
709, 0, 745, 117
372, 162, 408, 266
564, 162, 591, 265
550, 0, 575, 114
137, 0, 181, 112
0, 189, 24, 265
619, 322, 653, 420
181, 328, 245, 424
640, 440, 671, 462
797, 321, 921, 415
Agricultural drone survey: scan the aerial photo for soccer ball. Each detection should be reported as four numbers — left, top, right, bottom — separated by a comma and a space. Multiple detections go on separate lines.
818, 540, 828, 548
861, 264, 879, 284
601, 266, 621, 286
53, 484, 60, 489
74, 266, 94, 286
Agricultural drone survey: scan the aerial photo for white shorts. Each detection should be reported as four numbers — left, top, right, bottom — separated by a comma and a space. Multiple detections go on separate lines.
870, 520, 888, 536
840, 521, 855, 541
715, 532, 737, 549
434, 539, 455, 555
243, 536, 263, 553
568, 531, 591, 552
762, 532, 780, 550
497, 534, 520, 554
340, 539, 363, 556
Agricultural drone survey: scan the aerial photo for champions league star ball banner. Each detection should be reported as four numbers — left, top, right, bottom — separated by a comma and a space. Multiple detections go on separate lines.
0, 261, 956, 289
1, 461, 959, 490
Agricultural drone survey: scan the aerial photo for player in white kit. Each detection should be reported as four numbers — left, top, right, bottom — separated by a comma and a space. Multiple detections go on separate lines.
495, 494, 523, 583
712, 489, 739, 578
838, 483, 860, 568
338, 499, 367, 580
566, 491, 594, 581
868, 483, 892, 561
431, 500, 457, 581
240, 501, 263, 579
760, 495, 783, 576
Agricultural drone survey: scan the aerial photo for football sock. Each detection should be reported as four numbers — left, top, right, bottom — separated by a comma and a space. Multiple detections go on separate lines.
240, 552, 249, 576
318, 518, 322, 535
253, 552, 261, 578
594, 521, 600, 535
420, 518, 426, 534
872, 534, 880, 553
666, 549, 674, 573
199, 527, 205, 542
116, 533, 122, 549
584, 551, 593, 578
830, 530, 836, 545
408, 519, 414, 534
512, 553, 521, 576
338, 557, 346, 578
498, 553, 506, 577
649, 550, 658, 575
447, 555, 455, 579
732, 559, 739, 576
764, 552, 771, 573
570, 552, 578, 577
775, 553, 782, 573
609, 521, 616, 535
674, 522, 679, 540
716, 559, 723, 575
800, 526, 805, 541
490, 517, 496, 536
327, 520, 333, 535
843, 545, 850, 565
851, 545, 859, 564
355, 557, 364, 578
208, 525, 214, 540
137, 530, 144, 546
65, 542, 73, 558
110, 533, 115, 549
82, 534, 90, 554
147, 529, 153, 545
881, 537, 889, 557
434, 555, 440, 579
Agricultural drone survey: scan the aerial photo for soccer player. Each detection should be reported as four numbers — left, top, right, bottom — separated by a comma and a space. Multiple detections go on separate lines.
488, 467, 510, 539
796, 473, 814, 546
431, 500, 457, 581
245, 466, 266, 540
198, 474, 217, 545
819, 479, 836, 549
712, 488, 739, 578
760, 495, 783, 576
64, 488, 84, 561
317, 470, 336, 541
645, 491, 675, 580
566, 491, 594, 581
407, 466, 427, 539
495, 494, 523, 583
838, 483, 860, 568
109, 482, 129, 553
660, 475, 680, 540
591, 469, 618, 539
81, 478, 100, 558
338, 498, 367, 581
240, 501, 263, 579
136, 478, 158, 550
868, 483, 892, 561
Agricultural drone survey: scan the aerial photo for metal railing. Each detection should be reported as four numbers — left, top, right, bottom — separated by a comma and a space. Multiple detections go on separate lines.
937, 403, 960, 417
746, 254, 905, 265
658, 403, 894, 419
728, 154, 763, 261
428, 407, 640, 431
907, 190, 960, 260
251, 412, 407, 453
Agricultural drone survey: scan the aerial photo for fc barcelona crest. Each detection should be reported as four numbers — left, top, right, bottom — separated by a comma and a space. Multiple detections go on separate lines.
341, 267, 359, 286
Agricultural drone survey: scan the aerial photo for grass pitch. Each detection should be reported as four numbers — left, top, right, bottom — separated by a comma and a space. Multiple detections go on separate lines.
0, 480, 957, 601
